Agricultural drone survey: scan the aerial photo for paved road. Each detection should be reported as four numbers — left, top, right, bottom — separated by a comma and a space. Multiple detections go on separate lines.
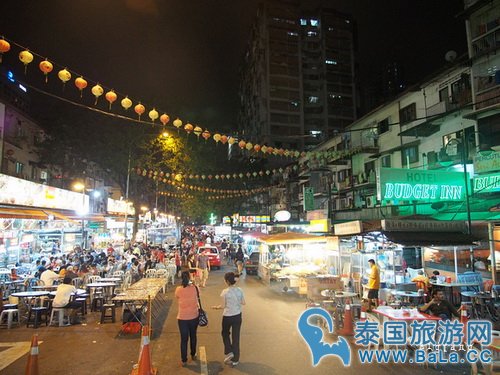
0, 265, 472, 374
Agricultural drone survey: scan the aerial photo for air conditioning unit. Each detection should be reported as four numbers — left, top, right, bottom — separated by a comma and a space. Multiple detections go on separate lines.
366, 195, 376, 208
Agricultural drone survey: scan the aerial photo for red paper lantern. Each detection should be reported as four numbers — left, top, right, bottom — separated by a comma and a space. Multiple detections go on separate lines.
105, 90, 117, 109
184, 123, 194, 134
0, 39, 10, 63
202, 129, 211, 141
160, 113, 170, 126
134, 103, 145, 120
39, 59, 53, 83
220, 135, 228, 144
74, 77, 88, 97
238, 140, 246, 149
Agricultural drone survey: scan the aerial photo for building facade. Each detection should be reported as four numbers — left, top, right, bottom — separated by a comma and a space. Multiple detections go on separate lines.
238, 0, 357, 152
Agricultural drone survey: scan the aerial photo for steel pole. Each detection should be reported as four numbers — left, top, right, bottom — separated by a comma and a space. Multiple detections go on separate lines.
123, 150, 131, 240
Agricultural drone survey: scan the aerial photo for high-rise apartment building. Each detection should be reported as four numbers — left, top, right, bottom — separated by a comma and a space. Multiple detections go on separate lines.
238, 0, 357, 151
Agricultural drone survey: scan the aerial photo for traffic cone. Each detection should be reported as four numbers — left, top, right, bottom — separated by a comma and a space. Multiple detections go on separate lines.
338, 304, 354, 336
25, 334, 39, 375
130, 326, 157, 375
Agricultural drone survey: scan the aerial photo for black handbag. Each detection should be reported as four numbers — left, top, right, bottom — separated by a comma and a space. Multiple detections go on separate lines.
195, 286, 208, 327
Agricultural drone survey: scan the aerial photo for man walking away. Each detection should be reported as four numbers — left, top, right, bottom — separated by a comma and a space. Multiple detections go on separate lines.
197, 250, 210, 288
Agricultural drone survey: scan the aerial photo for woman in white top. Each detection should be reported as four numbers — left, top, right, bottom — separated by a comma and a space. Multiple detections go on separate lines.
213, 272, 245, 367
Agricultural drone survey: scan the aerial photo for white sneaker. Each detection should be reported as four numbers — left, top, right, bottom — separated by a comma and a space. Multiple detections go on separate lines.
231, 361, 239, 367
224, 352, 234, 364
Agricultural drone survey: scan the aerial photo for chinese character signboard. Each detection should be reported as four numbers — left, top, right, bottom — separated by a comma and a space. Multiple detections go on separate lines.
377, 168, 467, 204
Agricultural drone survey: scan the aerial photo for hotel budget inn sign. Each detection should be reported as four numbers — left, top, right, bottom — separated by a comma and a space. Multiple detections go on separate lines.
378, 168, 467, 203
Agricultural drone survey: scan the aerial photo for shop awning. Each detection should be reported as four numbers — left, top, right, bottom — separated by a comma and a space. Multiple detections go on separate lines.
383, 231, 477, 246
261, 232, 327, 245
0, 206, 74, 221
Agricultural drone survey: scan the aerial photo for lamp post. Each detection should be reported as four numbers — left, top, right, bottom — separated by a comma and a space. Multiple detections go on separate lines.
123, 149, 131, 241
73, 181, 87, 249
445, 135, 472, 236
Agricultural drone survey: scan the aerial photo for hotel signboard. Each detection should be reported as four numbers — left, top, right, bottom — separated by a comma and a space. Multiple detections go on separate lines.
378, 168, 467, 203
473, 171, 500, 194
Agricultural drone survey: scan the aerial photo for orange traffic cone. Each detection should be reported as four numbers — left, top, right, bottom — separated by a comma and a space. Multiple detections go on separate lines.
338, 304, 354, 336
25, 334, 39, 375
130, 326, 157, 375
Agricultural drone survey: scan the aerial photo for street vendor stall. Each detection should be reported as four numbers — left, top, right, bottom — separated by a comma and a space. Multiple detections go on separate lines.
255, 232, 341, 299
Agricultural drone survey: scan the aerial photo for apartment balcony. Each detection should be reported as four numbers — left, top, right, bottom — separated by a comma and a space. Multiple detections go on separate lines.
426, 100, 459, 117
476, 84, 500, 110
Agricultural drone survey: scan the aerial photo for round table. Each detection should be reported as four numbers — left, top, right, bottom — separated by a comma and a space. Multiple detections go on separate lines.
98, 278, 121, 283
11, 291, 49, 299
32, 285, 58, 291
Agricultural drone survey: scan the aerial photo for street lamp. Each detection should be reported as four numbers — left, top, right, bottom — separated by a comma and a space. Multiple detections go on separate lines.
444, 136, 473, 235
72, 181, 87, 249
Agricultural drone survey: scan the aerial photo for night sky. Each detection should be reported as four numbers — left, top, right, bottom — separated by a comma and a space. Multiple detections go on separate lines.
0, 0, 467, 131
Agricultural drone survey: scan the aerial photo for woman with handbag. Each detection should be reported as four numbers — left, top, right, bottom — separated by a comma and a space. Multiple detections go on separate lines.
175, 271, 200, 366
213, 272, 246, 367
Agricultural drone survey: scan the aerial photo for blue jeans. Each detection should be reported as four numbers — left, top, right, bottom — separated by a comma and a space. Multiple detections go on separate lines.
178, 318, 199, 362
222, 313, 242, 362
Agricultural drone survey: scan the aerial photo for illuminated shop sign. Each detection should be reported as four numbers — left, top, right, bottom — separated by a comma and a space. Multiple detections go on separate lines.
0, 173, 89, 211
473, 172, 500, 194
378, 168, 467, 203
231, 214, 271, 224
107, 198, 135, 215
473, 151, 500, 174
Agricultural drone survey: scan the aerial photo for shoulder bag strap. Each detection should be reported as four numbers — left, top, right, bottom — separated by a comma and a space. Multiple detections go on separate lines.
195, 285, 203, 309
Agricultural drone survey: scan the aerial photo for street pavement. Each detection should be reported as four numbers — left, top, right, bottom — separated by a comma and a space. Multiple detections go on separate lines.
0, 264, 472, 374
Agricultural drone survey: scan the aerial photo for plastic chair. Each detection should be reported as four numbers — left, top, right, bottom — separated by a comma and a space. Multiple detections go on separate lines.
72, 277, 83, 289
49, 308, 71, 326
88, 275, 101, 284
145, 269, 157, 278
0, 309, 20, 329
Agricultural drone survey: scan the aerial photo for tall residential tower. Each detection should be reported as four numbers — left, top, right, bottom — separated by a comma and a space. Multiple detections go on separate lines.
238, 0, 357, 151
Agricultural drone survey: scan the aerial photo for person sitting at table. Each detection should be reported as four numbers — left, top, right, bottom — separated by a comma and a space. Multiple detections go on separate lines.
418, 289, 460, 320
52, 277, 82, 324
10, 268, 20, 281
40, 267, 60, 286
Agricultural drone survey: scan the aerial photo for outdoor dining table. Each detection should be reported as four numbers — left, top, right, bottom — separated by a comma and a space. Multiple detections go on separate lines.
11, 291, 50, 318
98, 277, 122, 283
32, 285, 58, 291
373, 307, 442, 350
430, 280, 480, 305
86, 282, 117, 303
4, 279, 27, 293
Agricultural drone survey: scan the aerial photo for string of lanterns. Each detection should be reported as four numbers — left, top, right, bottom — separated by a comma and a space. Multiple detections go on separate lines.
134, 165, 301, 181
0, 35, 309, 159
140, 167, 280, 195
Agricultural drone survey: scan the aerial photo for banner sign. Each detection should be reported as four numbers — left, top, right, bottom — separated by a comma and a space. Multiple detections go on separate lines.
0, 173, 89, 211
473, 172, 500, 194
378, 168, 467, 203
381, 219, 466, 232
473, 151, 500, 174
334, 220, 363, 235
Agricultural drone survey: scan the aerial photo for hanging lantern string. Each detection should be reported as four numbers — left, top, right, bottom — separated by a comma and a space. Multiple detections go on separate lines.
0, 34, 302, 159
18, 79, 163, 126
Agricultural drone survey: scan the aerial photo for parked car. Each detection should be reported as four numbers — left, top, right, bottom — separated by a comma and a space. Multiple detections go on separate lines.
245, 252, 260, 275
197, 246, 222, 270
